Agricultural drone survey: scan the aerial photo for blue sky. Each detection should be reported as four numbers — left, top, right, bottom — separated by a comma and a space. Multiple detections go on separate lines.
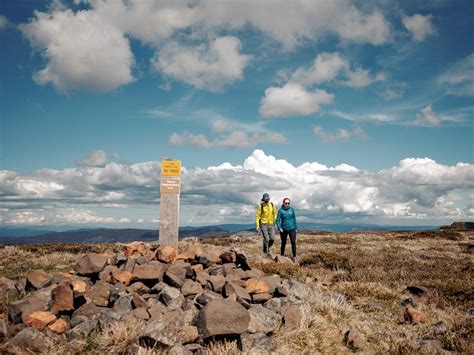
0, 0, 473, 228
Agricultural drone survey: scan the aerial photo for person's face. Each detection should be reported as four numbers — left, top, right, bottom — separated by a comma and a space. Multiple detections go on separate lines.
283, 199, 290, 206
264, 198, 270, 203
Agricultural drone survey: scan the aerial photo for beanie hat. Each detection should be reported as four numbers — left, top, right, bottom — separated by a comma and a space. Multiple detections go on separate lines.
262, 193, 270, 200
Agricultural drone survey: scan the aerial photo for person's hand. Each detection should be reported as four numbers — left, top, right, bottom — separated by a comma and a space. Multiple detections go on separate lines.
279, 228, 283, 233
256, 227, 260, 233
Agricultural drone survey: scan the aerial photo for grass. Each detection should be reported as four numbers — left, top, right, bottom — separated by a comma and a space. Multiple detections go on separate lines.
1, 229, 473, 354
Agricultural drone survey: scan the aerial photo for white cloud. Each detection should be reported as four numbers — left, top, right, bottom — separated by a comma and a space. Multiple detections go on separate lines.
1, 150, 473, 225
76, 150, 108, 167
402, 13, 437, 42
290, 52, 384, 88
332, 111, 396, 123
152, 36, 251, 92
259, 83, 334, 118
20, 8, 134, 93
170, 130, 286, 149
313, 125, 367, 143
0, 14, 8, 30
438, 54, 474, 97
413, 104, 441, 126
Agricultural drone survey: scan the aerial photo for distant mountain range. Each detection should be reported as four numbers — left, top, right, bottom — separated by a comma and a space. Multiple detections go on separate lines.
0, 222, 440, 245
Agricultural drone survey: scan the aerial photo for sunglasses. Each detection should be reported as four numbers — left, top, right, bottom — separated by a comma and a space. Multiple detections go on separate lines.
284, 202, 290, 205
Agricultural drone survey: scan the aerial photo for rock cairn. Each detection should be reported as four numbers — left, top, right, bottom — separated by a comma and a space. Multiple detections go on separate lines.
3, 242, 312, 353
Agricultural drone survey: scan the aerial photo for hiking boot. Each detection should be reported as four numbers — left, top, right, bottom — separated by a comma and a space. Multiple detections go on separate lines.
266, 252, 273, 260
291, 256, 298, 263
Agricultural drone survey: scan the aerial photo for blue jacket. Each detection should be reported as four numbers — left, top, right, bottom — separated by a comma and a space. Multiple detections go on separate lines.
276, 206, 297, 231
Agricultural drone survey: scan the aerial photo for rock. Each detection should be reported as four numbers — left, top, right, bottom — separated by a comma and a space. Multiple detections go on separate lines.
155, 245, 179, 263
139, 310, 184, 347
223, 282, 251, 301
182, 325, 199, 343
205, 251, 222, 265
220, 251, 237, 264
132, 293, 149, 309
466, 308, 474, 316
0, 318, 8, 339
283, 278, 313, 301
26, 270, 52, 290
74, 253, 108, 275
148, 303, 169, 322
72, 302, 107, 320
401, 297, 417, 307
169, 344, 193, 355
196, 290, 223, 306
194, 256, 211, 269
182, 280, 203, 297
244, 269, 265, 280
252, 293, 272, 303
8, 327, 54, 352
403, 306, 430, 324
274, 285, 289, 297
208, 264, 225, 276
248, 305, 281, 334
113, 294, 133, 317
209, 275, 226, 293
283, 305, 303, 329
132, 264, 165, 282
86, 280, 112, 307
160, 285, 185, 310
25, 311, 57, 329
71, 279, 88, 293
111, 270, 133, 286
99, 265, 118, 283
194, 271, 211, 286
263, 275, 282, 294
405, 285, 431, 296
274, 255, 293, 264
165, 265, 187, 288
175, 251, 196, 262
224, 268, 246, 281
109, 283, 127, 304
183, 307, 199, 326
8, 285, 53, 324
431, 321, 448, 334
48, 318, 68, 334
51, 282, 74, 313
191, 264, 204, 272
97, 311, 122, 330
245, 278, 271, 295
123, 257, 136, 273
344, 327, 365, 350
67, 319, 98, 341
240, 332, 274, 352
130, 308, 150, 321
0, 277, 19, 302
127, 282, 150, 295
187, 245, 205, 257
196, 299, 250, 338
124, 241, 148, 257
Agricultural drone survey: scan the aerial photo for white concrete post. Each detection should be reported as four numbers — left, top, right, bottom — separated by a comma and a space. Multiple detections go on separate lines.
159, 159, 181, 247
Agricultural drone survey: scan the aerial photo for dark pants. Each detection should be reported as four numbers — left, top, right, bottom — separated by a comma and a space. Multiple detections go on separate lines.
280, 229, 297, 257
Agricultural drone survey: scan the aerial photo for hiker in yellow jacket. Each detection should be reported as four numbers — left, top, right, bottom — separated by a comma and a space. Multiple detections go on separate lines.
256, 193, 277, 256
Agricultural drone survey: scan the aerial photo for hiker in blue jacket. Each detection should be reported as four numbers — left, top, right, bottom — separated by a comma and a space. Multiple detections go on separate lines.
276, 198, 298, 261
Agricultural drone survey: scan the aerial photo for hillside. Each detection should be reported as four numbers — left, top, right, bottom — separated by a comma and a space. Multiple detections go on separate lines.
0, 229, 473, 353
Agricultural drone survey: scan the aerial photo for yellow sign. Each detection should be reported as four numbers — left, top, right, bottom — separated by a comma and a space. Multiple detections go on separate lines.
162, 160, 181, 176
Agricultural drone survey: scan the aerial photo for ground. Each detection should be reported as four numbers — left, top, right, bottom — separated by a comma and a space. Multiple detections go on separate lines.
0, 229, 473, 354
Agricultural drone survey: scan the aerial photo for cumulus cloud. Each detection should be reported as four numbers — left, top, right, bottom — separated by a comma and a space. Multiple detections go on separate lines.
20, 8, 134, 93
2, 150, 473, 226
152, 36, 251, 92
76, 150, 108, 167
438, 53, 474, 97
402, 13, 437, 42
413, 104, 441, 126
313, 125, 367, 143
0, 14, 8, 30
290, 52, 385, 88
259, 83, 334, 118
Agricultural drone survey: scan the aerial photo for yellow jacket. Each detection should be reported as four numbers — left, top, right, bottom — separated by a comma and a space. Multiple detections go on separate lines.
255, 202, 277, 228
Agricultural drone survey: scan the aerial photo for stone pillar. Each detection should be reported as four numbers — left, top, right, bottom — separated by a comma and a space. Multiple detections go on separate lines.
159, 159, 181, 248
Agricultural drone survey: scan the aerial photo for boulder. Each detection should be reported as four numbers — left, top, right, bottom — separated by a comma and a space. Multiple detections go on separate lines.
71, 279, 88, 294
148, 303, 169, 322
263, 275, 282, 294
274, 285, 289, 297
26, 270, 52, 290
113, 294, 133, 317
196, 299, 250, 338
225, 268, 247, 281
245, 278, 271, 295
248, 305, 281, 334
124, 241, 148, 257
274, 255, 293, 264
182, 325, 199, 344
174, 251, 196, 262
132, 264, 165, 282
196, 290, 223, 306
123, 257, 136, 273
155, 245, 178, 263
66, 319, 98, 341
187, 245, 205, 257
111, 270, 133, 286
169, 344, 193, 355
139, 310, 184, 347
8, 327, 54, 352
223, 282, 251, 301
74, 254, 108, 275
220, 251, 237, 264
25, 311, 57, 329
240, 332, 274, 353
127, 282, 150, 295
403, 306, 430, 324
132, 293, 148, 309
252, 293, 272, 303
0, 277, 19, 303
194, 271, 211, 286
164, 265, 187, 288
283, 278, 313, 301
86, 281, 112, 307
209, 275, 226, 293
51, 282, 74, 313
127, 308, 150, 321
160, 285, 185, 311
204, 251, 222, 264
8, 285, 53, 324
48, 318, 68, 334
72, 302, 107, 320
0, 318, 7, 339
182, 280, 203, 297
99, 265, 118, 283
283, 305, 303, 329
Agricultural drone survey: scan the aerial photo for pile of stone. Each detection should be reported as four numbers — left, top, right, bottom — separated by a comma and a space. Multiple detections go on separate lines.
2, 242, 313, 353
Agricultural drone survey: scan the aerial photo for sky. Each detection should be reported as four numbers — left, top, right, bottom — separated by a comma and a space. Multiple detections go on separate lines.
0, 0, 473, 228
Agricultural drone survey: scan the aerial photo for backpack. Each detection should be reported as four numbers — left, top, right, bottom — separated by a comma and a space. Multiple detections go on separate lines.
259, 202, 275, 222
